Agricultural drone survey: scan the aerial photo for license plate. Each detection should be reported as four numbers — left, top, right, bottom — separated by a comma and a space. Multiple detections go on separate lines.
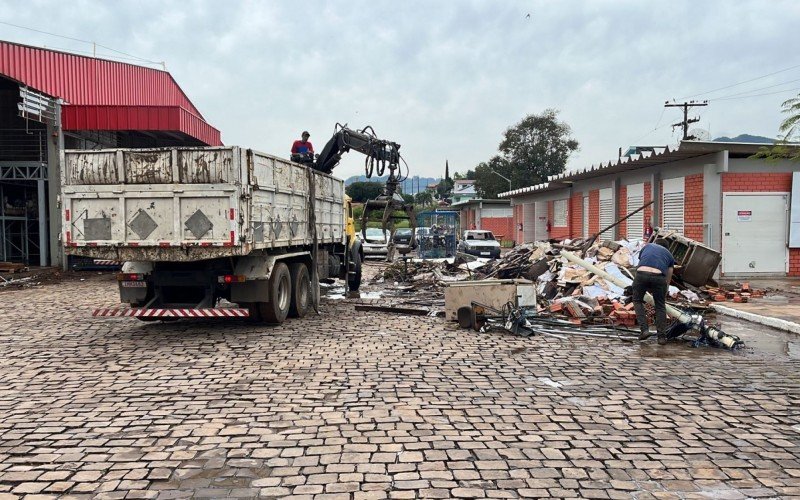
480, 252, 490, 256
121, 281, 147, 288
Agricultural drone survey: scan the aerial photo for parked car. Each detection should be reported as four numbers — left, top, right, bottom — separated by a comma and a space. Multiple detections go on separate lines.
457, 230, 501, 258
393, 228, 413, 245
362, 228, 390, 258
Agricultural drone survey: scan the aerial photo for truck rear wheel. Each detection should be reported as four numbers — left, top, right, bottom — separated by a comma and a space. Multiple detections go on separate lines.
289, 262, 310, 318
258, 262, 291, 324
347, 250, 362, 292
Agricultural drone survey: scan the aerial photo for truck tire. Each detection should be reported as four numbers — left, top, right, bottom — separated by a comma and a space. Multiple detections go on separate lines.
258, 262, 291, 324
288, 262, 310, 318
347, 250, 362, 292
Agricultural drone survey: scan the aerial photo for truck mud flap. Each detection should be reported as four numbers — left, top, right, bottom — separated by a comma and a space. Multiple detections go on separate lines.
92, 308, 250, 318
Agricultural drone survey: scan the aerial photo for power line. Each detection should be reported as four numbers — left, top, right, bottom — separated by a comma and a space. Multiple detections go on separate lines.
712, 86, 800, 101
0, 20, 164, 67
37, 44, 165, 66
706, 76, 800, 101
677, 62, 800, 100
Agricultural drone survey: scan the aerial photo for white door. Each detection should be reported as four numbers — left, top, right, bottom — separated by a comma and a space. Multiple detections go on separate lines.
722, 193, 788, 274
582, 196, 589, 238
534, 201, 548, 242
626, 183, 644, 240
523, 203, 535, 243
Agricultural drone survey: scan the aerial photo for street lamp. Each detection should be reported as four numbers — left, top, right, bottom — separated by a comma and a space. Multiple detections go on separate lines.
490, 169, 512, 192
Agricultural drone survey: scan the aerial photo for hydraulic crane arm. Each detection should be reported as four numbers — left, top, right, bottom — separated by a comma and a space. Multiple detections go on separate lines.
313, 124, 401, 176
293, 123, 418, 256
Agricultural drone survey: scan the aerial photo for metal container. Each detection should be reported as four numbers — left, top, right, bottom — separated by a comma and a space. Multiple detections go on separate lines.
61, 147, 345, 262
649, 229, 721, 286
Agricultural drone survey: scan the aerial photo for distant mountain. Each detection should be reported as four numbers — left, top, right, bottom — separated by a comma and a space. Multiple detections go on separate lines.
344, 174, 440, 194
713, 134, 775, 144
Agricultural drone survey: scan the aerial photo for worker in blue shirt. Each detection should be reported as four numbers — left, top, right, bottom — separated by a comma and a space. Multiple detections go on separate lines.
633, 238, 676, 345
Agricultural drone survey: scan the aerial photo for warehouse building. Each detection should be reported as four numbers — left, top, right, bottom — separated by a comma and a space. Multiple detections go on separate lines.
0, 40, 221, 267
452, 198, 514, 244
500, 141, 800, 277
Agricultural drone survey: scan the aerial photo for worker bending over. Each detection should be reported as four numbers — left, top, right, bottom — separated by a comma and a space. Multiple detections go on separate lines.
633, 238, 676, 345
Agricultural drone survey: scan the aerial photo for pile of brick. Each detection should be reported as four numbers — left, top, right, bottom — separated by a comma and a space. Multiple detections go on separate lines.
703, 282, 764, 303
607, 301, 637, 327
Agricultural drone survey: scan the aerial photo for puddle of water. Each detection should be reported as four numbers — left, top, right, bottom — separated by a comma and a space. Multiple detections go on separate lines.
630, 316, 800, 361
714, 316, 800, 360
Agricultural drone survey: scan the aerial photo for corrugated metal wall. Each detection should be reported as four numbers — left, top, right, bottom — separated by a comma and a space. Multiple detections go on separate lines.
0, 41, 221, 146
0, 41, 201, 114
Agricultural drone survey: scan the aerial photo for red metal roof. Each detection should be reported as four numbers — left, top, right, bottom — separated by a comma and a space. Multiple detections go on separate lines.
0, 40, 221, 145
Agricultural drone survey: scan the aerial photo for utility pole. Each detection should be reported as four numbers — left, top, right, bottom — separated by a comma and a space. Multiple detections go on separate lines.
664, 100, 708, 140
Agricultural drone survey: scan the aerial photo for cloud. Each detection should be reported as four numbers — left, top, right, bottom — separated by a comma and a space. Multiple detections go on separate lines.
1, 0, 799, 182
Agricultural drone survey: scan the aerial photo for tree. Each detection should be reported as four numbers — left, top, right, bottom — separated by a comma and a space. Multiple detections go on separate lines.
436, 178, 454, 200
445, 160, 450, 181
453, 169, 476, 180
414, 190, 433, 207
346, 181, 383, 203
474, 156, 513, 199
753, 94, 800, 162
498, 109, 579, 189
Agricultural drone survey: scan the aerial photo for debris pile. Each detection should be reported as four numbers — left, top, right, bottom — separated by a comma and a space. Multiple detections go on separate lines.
365, 198, 770, 350
703, 282, 764, 303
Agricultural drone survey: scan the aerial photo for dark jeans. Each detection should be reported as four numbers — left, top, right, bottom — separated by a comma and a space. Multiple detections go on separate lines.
632, 271, 668, 336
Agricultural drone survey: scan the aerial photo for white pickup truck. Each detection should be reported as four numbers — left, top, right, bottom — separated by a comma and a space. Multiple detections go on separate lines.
457, 230, 501, 259
61, 146, 362, 324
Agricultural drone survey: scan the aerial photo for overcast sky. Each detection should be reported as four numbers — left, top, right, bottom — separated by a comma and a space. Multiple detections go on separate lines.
2, 0, 799, 181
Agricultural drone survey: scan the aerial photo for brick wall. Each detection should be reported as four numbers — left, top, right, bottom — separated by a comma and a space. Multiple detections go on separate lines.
588, 189, 600, 234
644, 182, 652, 229
569, 192, 583, 239
791, 250, 800, 276
722, 172, 796, 275
684, 174, 704, 242
482, 217, 514, 243
617, 185, 627, 239
721, 172, 792, 192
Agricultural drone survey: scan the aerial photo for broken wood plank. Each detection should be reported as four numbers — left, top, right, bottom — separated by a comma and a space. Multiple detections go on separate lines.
354, 305, 430, 316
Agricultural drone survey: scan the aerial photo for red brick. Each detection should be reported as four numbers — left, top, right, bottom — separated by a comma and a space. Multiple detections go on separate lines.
589, 190, 600, 234
617, 185, 627, 238
569, 192, 583, 239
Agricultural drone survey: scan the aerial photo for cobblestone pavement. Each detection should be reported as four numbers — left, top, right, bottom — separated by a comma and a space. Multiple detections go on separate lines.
1, 267, 799, 499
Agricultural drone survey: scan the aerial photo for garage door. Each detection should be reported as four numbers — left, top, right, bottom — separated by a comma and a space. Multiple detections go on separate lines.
522, 203, 535, 243
582, 196, 589, 238
534, 201, 548, 242
722, 193, 788, 274
626, 183, 644, 240
599, 188, 613, 238
663, 177, 684, 234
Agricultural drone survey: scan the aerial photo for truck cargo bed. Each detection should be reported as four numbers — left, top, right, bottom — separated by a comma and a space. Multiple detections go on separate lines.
62, 147, 345, 261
